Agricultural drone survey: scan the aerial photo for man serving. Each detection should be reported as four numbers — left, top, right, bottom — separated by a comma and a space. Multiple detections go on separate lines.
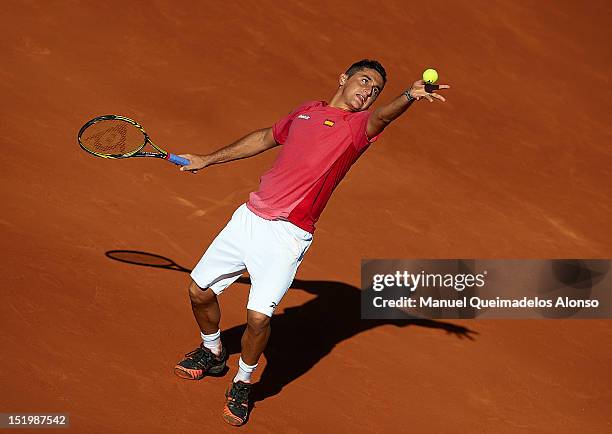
175, 59, 449, 426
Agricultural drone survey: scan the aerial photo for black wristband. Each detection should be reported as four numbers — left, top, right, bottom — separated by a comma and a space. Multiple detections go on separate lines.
403, 89, 415, 102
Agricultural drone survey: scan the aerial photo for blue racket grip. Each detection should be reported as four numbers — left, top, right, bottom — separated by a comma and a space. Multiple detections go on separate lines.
167, 153, 190, 166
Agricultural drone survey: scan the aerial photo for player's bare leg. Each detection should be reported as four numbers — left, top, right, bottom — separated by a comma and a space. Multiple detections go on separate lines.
174, 280, 227, 380
188, 280, 221, 333
241, 309, 271, 366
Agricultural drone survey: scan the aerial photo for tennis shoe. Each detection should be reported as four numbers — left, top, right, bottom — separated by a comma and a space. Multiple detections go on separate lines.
174, 344, 227, 380
222, 381, 252, 426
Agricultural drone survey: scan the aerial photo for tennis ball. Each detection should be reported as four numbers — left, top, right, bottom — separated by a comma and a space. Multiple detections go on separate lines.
423, 68, 439, 84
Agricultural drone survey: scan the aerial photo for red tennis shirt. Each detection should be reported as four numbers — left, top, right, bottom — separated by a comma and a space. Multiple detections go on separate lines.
246, 101, 380, 233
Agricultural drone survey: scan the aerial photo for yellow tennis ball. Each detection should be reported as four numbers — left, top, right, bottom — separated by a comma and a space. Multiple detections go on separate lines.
423, 68, 439, 84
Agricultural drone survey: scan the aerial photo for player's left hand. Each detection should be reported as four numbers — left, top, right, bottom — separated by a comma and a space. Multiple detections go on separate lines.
409, 79, 450, 102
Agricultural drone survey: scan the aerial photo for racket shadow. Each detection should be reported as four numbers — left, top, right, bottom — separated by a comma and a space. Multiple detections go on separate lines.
105, 250, 478, 404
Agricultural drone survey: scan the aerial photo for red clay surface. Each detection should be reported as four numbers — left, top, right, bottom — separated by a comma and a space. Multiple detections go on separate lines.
1, 1, 611, 432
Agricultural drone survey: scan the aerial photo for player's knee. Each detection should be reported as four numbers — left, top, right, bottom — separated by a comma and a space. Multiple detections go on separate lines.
246, 310, 270, 334
188, 280, 215, 306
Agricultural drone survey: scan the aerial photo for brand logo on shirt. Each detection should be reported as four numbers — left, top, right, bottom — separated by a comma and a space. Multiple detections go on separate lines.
297, 114, 311, 120
269, 301, 278, 309
323, 119, 335, 127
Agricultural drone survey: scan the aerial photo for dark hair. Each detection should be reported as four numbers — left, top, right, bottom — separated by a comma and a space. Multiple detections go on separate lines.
345, 59, 387, 84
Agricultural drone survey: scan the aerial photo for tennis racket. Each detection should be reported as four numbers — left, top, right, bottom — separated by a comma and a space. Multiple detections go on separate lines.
77, 115, 190, 166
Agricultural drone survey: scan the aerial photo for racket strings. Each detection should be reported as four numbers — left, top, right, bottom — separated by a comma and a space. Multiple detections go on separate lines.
81, 120, 145, 156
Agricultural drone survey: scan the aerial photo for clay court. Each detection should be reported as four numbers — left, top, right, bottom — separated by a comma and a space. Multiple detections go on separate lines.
1, 1, 611, 432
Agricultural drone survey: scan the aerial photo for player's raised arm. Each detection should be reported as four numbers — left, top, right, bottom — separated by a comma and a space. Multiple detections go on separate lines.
366, 79, 450, 138
179, 127, 278, 173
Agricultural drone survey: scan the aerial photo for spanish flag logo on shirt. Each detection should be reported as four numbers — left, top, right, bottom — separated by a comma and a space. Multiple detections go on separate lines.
323, 119, 335, 127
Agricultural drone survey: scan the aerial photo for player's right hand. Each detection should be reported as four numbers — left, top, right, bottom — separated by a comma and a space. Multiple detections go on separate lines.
178, 154, 210, 173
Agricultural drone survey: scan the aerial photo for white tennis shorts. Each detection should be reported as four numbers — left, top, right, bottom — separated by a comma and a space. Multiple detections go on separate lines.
190, 203, 313, 317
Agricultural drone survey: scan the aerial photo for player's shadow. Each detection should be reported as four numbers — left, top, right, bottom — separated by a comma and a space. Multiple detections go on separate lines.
105, 250, 478, 404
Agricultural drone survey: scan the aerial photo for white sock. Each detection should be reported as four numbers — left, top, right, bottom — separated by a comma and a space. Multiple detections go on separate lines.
201, 329, 221, 356
233, 357, 258, 383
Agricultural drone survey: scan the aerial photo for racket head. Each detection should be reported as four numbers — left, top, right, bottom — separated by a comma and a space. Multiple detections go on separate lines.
78, 115, 148, 158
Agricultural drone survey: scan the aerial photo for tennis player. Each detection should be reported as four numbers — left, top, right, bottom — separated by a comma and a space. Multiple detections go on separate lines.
175, 59, 449, 426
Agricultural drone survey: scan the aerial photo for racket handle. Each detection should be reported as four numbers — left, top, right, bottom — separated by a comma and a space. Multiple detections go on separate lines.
167, 153, 190, 166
